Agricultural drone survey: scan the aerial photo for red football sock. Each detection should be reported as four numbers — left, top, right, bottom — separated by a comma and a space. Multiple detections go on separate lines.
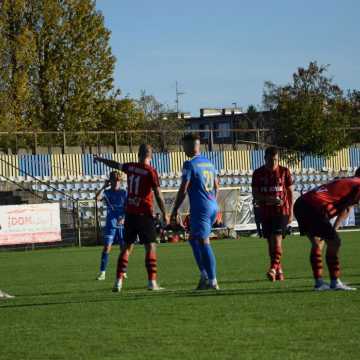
116, 250, 129, 280
145, 251, 157, 281
267, 239, 275, 269
310, 245, 323, 279
272, 245, 282, 271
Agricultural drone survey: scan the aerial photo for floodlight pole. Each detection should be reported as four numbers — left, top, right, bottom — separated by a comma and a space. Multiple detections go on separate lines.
175, 81, 185, 113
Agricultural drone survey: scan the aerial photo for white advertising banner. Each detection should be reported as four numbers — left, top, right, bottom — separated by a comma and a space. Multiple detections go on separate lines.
0, 203, 61, 246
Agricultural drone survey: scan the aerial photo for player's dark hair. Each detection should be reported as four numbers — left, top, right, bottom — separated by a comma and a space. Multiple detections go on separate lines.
182, 133, 200, 142
355, 167, 360, 177
138, 144, 152, 159
265, 146, 279, 158
109, 171, 121, 181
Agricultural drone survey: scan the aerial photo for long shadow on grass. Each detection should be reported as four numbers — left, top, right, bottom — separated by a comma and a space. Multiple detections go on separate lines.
0, 286, 317, 309
16, 284, 157, 298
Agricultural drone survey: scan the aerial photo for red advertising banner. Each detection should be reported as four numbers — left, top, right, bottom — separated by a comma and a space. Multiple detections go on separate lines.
0, 203, 61, 245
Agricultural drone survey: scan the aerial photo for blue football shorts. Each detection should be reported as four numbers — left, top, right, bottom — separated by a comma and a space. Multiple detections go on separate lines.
103, 225, 124, 247
190, 205, 218, 240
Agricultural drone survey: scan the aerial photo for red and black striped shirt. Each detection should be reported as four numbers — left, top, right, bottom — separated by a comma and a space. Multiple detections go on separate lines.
301, 177, 360, 218
252, 165, 293, 219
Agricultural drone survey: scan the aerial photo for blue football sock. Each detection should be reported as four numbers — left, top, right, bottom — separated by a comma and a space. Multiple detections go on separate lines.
199, 243, 216, 281
189, 239, 207, 277
100, 251, 109, 272
118, 227, 125, 250
119, 237, 125, 251
330, 278, 339, 288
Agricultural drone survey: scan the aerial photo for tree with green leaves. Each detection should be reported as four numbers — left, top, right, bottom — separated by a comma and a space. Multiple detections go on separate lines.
0, 0, 116, 139
136, 90, 185, 151
347, 89, 360, 143
263, 62, 354, 156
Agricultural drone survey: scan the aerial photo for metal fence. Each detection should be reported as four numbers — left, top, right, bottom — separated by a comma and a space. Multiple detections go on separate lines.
0, 129, 271, 154
1, 128, 359, 155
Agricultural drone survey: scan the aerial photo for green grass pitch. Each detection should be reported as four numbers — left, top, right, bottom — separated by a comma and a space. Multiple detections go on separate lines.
1, 233, 359, 360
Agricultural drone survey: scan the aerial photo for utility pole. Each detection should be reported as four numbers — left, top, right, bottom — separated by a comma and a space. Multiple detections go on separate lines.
175, 81, 185, 113
231, 102, 238, 148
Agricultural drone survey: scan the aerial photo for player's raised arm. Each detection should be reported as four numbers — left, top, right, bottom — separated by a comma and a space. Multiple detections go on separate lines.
95, 180, 109, 201
94, 155, 123, 171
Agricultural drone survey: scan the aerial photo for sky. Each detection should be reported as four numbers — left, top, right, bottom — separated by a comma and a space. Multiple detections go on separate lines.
96, 0, 360, 116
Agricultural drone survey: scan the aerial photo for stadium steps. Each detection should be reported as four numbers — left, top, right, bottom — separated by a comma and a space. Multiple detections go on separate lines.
0, 191, 26, 205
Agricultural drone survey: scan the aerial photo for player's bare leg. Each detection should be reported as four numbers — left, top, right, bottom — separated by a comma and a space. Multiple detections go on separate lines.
113, 243, 134, 292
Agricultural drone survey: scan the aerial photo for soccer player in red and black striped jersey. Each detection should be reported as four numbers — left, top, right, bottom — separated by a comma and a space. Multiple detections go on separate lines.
294, 167, 360, 291
94, 144, 169, 292
252, 147, 294, 282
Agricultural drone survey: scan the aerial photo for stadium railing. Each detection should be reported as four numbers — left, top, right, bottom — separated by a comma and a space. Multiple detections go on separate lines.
0, 158, 85, 250
1, 153, 358, 249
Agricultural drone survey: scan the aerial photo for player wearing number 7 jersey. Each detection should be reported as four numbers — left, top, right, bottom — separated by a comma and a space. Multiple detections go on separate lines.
94, 144, 169, 292
171, 133, 220, 290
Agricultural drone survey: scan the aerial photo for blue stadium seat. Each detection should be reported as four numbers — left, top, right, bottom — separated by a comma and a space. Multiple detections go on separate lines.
72, 193, 80, 200
39, 184, 49, 192
225, 178, 233, 186
46, 193, 55, 201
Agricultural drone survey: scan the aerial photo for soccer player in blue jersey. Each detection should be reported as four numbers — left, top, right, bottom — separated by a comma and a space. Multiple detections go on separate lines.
96, 171, 127, 281
171, 133, 220, 290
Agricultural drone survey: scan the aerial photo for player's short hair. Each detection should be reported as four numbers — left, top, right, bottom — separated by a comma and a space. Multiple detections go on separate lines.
182, 133, 200, 143
355, 167, 360, 177
265, 146, 279, 158
138, 144, 152, 158
109, 171, 121, 182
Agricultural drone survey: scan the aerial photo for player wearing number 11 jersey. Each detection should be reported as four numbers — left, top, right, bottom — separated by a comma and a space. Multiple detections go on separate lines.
94, 144, 169, 292
171, 133, 220, 290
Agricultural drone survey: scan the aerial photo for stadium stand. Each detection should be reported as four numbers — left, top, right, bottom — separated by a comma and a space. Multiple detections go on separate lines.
0, 147, 359, 243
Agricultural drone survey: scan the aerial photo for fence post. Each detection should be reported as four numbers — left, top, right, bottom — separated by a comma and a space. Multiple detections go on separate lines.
95, 198, 101, 245
114, 131, 118, 153
256, 129, 260, 145
73, 200, 81, 247
209, 129, 214, 152
34, 132, 38, 154
63, 131, 67, 154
